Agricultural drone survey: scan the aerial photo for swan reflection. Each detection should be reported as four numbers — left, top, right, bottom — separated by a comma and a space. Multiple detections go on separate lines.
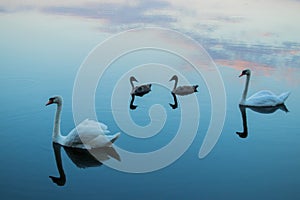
49, 143, 120, 186
236, 104, 289, 138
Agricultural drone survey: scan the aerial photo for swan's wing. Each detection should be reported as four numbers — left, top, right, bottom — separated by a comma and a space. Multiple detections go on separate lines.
82, 119, 109, 133
73, 119, 109, 134
249, 90, 275, 98
174, 86, 195, 96
133, 85, 151, 97
65, 119, 111, 148
246, 90, 280, 106
63, 130, 97, 148
89, 132, 121, 148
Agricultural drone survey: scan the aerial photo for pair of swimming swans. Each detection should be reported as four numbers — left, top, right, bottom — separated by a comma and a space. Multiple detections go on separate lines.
129, 75, 198, 109
46, 96, 120, 149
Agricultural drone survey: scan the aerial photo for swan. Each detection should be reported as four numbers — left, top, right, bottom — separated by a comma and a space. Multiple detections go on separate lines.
169, 75, 198, 109
239, 69, 290, 107
46, 96, 120, 149
169, 75, 198, 96
129, 76, 152, 109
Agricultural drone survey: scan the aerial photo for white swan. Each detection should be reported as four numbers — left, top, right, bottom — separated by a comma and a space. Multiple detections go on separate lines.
239, 69, 290, 107
129, 76, 151, 109
169, 75, 198, 96
46, 96, 120, 149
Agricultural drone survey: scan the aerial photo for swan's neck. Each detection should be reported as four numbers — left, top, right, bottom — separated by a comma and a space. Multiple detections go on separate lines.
53, 103, 63, 143
241, 74, 250, 104
130, 79, 135, 90
172, 77, 178, 91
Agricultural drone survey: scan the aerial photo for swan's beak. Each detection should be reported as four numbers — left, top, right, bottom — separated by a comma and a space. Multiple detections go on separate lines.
239, 73, 244, 77
46, 100, 53, 106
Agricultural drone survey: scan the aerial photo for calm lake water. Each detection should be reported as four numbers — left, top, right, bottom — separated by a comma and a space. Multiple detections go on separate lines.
1, 12, 300, 200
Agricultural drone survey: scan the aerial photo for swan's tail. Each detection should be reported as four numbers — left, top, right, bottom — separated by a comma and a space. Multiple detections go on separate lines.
278, 91, 291, 103
193, 85, 199, 92
109, 132, 121, 143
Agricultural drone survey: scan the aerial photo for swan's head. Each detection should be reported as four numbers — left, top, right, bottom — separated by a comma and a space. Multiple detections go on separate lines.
46, 96, 62, 106
130, 76, 138, 82
169, 75, 178, 82
239, 69, 251, 77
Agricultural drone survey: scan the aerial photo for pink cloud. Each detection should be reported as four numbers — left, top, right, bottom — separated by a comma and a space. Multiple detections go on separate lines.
216, 59, 300, 86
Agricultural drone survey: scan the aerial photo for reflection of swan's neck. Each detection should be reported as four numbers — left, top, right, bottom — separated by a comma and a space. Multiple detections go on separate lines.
53, 103, 62, 142
241, 74, 250, 104
236, 105, 248, 138
172, 76, 178, 91
49, 143, 66, 186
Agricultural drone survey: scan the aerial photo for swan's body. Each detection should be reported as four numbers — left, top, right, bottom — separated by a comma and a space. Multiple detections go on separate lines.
239, 69, 290, 107
170, 75, 198, 96
129, 76, 151, 109
46, 96, 120, 149
242, 90, 290, 107
60, 119, 119, 148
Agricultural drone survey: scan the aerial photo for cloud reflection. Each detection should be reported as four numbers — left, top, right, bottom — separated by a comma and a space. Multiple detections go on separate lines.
42, 0, 176, 30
